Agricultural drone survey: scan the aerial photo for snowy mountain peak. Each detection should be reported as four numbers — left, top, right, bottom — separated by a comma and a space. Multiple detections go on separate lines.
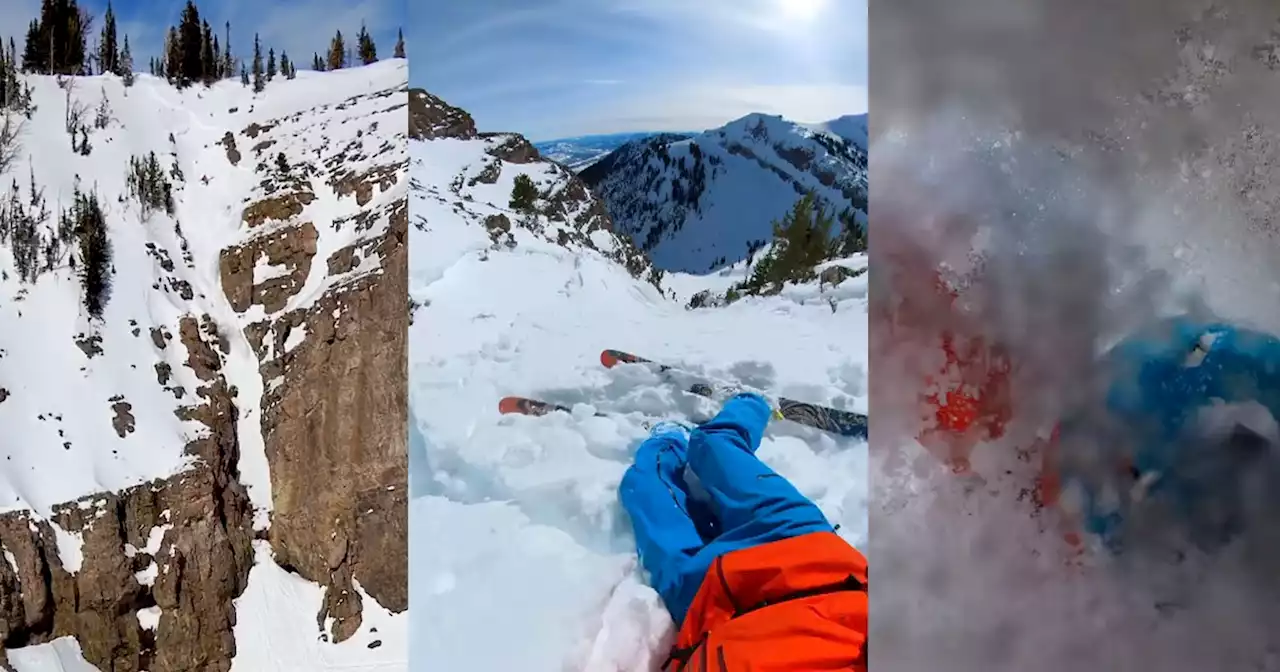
1, 59, 407, 670
580, 112, 868, 274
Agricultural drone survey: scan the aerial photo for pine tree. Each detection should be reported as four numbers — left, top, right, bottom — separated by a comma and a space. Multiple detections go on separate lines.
165, 26, 181, 81
22, 20, 45, 73
251, 33, 263, 93
327, 30, 345, 70
267, 47, 276, 80
510, 174, 538, 213
98, 0, 118, 75
211, 34, 220, 78
280, 51, 292, 80
119, 35, 133, 86
222, 21, 232, 79
394, 28, 404, 58
23, 0, 91, 74
357, 23, 376, 65
74, 189, 112, 319
312, 52, 323, 71
200, 19, 215, 83
240, 64, 248, 86
177, 0, 202, 86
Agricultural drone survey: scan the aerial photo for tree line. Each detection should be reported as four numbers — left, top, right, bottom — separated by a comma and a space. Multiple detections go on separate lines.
14, 0, 404, 89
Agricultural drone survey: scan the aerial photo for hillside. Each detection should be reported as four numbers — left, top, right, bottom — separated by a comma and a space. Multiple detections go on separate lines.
0, 60, 408, 671
579, 113, 868, 274
408, 91, 868, 671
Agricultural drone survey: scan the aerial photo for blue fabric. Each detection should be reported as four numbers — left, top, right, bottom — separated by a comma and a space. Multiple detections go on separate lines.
1067, 316, 1280, 549
618, 392, 833, 626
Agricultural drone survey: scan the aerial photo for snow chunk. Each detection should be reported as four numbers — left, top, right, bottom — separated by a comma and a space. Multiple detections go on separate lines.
136, 606, 162, 631
5, 636, 100, 671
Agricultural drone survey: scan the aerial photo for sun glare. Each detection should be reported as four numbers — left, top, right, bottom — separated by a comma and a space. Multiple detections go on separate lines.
776, 0, 826, 23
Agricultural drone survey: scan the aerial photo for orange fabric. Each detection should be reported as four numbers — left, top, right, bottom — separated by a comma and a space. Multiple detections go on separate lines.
911, 271, 1013, 473
669, 531, 867, 671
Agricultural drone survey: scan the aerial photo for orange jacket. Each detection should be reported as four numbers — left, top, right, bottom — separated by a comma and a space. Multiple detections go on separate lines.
663, 531, 868, 671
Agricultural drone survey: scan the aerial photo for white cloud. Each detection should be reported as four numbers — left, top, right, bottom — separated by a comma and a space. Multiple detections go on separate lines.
565, 82, 868, 136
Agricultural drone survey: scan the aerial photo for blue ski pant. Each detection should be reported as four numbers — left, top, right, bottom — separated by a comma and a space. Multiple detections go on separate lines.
618, 393, 833, 627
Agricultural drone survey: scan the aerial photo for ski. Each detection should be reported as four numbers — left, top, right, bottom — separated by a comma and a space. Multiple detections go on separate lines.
600, 349, 868, 438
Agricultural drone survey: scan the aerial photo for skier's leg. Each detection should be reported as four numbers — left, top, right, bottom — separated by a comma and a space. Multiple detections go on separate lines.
687, 393, 833, 548
618, 423, 710, 625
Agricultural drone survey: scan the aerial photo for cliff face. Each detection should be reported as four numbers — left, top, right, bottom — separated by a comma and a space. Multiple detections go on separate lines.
0, 60, 407, 670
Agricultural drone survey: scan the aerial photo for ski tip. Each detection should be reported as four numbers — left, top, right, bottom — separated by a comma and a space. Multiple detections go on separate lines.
600, 349, 621, 368
497, 397, 525, 414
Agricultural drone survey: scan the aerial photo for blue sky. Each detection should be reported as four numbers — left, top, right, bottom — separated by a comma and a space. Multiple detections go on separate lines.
1, 0, 405, 76
410, 0, 867, 141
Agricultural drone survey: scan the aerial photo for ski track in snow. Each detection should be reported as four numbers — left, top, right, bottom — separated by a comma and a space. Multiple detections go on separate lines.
409, 134, 868, 670
1, 60, 407, 669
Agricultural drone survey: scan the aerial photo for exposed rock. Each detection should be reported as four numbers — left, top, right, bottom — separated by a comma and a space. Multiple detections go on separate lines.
75, 333, 104, 358
481, 132, 540, 164
219, 223, 318, 314
330, 164, 399, 207
241, 190, 316, 229
218, 132, 241, 166
245, 195, 408, 634
408, 88, 476, 140
111, 400, 136, 437
483, 214, 511, 243
0, 315, 252, 672
819, 264, 866, 287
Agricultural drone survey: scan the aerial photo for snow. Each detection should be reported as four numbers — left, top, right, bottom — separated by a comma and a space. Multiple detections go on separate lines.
4, 638, 99, 672
136, 606, 162, 631
48, 521, 83, 574
409, 120, 867, 670
1, 58, 407, 670
230, 541, 408, 672
807, 113, 869, 150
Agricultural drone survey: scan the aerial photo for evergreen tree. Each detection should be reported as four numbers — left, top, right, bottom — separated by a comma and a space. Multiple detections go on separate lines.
65, 1, 90, 76
22, 0, 90, 74
22, 19, 44, 73
251, 33, 263, 93
734, 193, 835, 296
312, 52, 323, 71
357, 23, 376, 65
211, 34, 221, 78
326, 30, 345, 70
98, 0, 118, 75
119, 35, 134, 86
240, 64, 248, 86
74, 189, 112, 319
509, 174, 538, 213
164, 26, 181, 82
222, 21, 233, 79
394, 28, 404, 58
267, 47, 276, 80
200, 19, 215, 83
280, 51, 293, 80
177, 0, 201, 85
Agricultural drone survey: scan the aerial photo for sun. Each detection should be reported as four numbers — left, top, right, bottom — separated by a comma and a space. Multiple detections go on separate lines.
776, 0, 827, 23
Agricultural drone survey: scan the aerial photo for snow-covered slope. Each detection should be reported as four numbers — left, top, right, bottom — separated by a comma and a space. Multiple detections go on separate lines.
580, 113, 868, 273
534, 132, 686, 172
809, 113, 868, 150
409, 92, 867, 671
0, 60, 407, 671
